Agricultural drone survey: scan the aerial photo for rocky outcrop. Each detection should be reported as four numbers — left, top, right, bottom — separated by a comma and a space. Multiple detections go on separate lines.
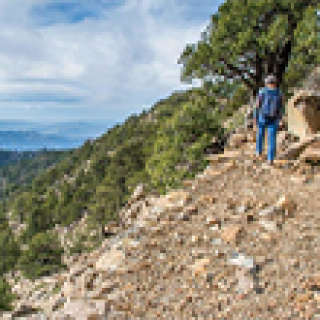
286, 67, 320, 138
303, 66, 320, 91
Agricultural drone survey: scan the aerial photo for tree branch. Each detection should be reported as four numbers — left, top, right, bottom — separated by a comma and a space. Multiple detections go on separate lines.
219, 57, 255, 90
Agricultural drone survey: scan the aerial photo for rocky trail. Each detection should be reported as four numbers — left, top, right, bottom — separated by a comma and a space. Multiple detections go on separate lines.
2, 123, 320, 319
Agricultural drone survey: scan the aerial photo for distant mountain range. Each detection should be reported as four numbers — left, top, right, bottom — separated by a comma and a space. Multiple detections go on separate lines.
0, 120, 113, 138
0, 130, 84, 151
0, 120, 114, 151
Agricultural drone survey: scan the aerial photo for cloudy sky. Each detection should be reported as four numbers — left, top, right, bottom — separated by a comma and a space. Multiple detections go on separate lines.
0, 0, 223, 123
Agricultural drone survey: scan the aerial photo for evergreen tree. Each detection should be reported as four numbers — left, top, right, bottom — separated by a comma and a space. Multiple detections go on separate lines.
0, 277, 17, 311
17, 231, 66, 280
146, 96, 224, 193
179, 0, 319, 98
0, 212, 21, 275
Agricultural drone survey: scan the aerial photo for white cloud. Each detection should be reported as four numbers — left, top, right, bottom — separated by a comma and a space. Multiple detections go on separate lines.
0, 0, 220, 122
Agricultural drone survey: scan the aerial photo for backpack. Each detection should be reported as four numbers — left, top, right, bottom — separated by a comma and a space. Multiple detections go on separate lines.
259, 88, 282, 120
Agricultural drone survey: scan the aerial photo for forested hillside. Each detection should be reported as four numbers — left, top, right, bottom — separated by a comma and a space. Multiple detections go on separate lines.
0, 149, 73, 201
0, 83, 248, 296
0, 149, 51, 167
2, 87, 233, 233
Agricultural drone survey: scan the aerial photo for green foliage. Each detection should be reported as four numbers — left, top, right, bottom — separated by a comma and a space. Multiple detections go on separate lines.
179, 0, 319, 96
283, 6, 319, 94
0, 149, 72, 201
0, 277, 17, 311
0, 88, 226, 245
67, 221, 104, 256
0, 212, 21, 275
146, 96, 224, 193
17, 231, 66, 280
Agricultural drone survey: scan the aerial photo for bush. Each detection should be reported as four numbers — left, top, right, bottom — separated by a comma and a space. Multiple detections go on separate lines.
0, 215, 21, 275
146, 97, 224, 193
0, 277, 17, 311
17, 231, 66, 280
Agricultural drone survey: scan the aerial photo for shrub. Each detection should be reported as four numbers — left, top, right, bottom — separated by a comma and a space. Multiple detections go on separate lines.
0, 277, 17, 311
146, 97, 224, 193
17, 231, 66, 280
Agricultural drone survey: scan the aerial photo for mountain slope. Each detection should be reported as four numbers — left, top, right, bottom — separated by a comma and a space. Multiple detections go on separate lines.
0, 82, 250, 312
0, 149, 74, 201
0, 87, 229, 283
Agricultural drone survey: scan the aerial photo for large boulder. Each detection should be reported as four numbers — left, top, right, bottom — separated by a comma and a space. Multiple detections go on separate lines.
303, 66, 320, 91
287, 89, 320, 138
299, 140, 320, 162
52, 300, 109, 320
278, 134, 320, 160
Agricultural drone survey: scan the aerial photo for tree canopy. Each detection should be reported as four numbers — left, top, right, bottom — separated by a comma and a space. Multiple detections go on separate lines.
179, 0, 319, 97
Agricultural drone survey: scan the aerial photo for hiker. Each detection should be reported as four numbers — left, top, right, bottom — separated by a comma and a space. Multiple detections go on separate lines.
253, 75, 285, 165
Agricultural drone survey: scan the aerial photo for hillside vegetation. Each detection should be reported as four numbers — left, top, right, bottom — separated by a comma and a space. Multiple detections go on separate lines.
0, 149, 73, 201
0, 84, 248, 292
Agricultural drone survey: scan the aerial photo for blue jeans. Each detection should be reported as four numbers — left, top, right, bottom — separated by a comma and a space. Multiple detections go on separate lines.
256, 116, 279, 162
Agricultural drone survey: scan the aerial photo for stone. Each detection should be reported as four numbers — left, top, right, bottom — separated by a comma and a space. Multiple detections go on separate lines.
182, 205, 198, 218
51, 295, 67, 312
278, 134, 320, 160
11, 304, 39, 318
296, 293, 312, 303
287, 89, 320, 138
197, 195, 216, 205
95, 248, 125, 272
166, 190, 191, 204
229, 252, 255, 270
228, 133, 248, 148
131, 184, 145, 201
104, 221, 120, 235
303, 66, 320, 91
52, 300, 108, 320
62, 279, 81, 299
0, 312, 13, 319
69, 265, 87, 279
259, 232, 276, 242
205, 217, 221, 227
235, 268, 254, 295
89, 281, 116, 299
236, 205, 247, 214
275, 195, 295, 216
246, 130, 256, 143
303, 273, 320, 290
190, 258, 211, 276
300, 143, 320, 162
258, 220, 278, 232
258, 206, 277, 217
221, 225, 244, 244
205, 150, 242, 165
183, 180, 193, 187
277, 131, 290, 146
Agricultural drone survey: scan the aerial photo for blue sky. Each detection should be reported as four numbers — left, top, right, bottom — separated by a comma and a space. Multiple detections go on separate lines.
0, 0, 223, 123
